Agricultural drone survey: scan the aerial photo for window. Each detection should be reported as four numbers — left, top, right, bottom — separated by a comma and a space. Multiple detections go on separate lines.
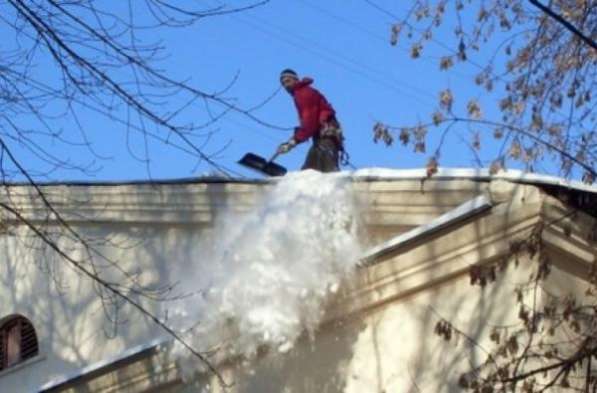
0, 316, 38, 371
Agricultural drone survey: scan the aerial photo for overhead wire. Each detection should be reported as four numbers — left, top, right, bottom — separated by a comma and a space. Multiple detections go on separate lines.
362, 0, 490, 72
301, 0, 393, 44
361, 0, 595, 132
223, 6, 439, 109
361, 0, 596, 178
5, 70, 247, 178
300, 0, 476, 82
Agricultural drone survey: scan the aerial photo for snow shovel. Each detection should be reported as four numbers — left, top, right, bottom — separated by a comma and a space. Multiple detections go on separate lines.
238, 152, 287, 177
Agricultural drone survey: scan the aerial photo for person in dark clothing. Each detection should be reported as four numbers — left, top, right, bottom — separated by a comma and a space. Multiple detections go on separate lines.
277, 69, 344, 173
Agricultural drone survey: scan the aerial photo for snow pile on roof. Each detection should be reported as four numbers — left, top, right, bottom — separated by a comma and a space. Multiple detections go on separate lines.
350, 167, 597, 193
169, 170, 363, 379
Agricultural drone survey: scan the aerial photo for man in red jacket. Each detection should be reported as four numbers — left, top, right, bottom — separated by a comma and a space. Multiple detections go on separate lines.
277, 69, 343, 172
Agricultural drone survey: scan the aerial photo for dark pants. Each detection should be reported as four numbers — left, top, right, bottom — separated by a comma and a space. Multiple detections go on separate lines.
301, 136, 340, 173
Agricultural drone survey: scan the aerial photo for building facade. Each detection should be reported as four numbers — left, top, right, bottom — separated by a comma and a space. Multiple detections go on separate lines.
0, 169, 595, 393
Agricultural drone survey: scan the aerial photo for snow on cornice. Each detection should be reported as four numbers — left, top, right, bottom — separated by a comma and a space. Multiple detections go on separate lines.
10, 167, 597, 194
360, 194, 493, 265
348, 167, 597, 194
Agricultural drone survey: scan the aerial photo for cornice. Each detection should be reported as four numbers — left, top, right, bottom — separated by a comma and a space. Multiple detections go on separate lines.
328, 196, 545, 321
3, 178, 490, 230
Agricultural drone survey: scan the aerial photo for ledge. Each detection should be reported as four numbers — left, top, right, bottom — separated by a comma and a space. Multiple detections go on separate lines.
360, 195, 493, 264
0, 354, 45, 379
3, 176, 491, 228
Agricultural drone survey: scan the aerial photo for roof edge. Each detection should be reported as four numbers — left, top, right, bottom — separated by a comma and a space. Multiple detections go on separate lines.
10, 167, 595, 195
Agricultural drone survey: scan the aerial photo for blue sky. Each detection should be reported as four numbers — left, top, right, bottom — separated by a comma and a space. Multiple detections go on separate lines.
4, 0, 544, 181
160, 0, 501, 178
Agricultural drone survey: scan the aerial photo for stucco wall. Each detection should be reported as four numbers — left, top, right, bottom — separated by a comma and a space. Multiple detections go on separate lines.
0, 223, 205, 392
0, 177, 519, 392
193, 261, 532, 393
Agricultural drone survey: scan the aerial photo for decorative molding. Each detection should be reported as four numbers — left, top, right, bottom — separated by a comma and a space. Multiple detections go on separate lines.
0, 354, 45, 379
4, 179, 490, 232
360, 195, 493, 264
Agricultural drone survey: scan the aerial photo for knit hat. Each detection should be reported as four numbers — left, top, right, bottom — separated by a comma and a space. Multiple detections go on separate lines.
280, 68, 299, 82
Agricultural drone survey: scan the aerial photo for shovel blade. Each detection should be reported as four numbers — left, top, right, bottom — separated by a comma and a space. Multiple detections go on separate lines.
238, 153, 287, 177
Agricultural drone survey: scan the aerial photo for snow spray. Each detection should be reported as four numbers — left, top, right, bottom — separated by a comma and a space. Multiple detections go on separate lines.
169, 170, 363, 379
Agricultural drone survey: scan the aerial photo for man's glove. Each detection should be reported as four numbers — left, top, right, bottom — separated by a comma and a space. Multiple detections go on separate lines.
277, 138, 297, 154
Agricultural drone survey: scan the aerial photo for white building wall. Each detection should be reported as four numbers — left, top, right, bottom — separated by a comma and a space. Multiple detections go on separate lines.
0, 222, 210, 392
0, 176, 518, 393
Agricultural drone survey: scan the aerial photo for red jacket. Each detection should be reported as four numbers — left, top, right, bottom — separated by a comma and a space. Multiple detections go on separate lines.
290, 78, 336, 143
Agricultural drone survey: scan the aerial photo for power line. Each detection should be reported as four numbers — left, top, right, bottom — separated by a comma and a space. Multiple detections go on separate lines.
363, 0, 405, 23
362, 0, 489, 72
230, 12, 438, 108
300, 0, 475, 80
220, 115, 280, 143
301, 0, 391, 44
360, 0, 595, 130
204, 0, 438, 106
7, 70, 246, 177
255, 13, 438, 103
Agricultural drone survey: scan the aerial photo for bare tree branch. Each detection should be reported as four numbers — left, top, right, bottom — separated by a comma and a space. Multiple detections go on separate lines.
528, 0, 597, 50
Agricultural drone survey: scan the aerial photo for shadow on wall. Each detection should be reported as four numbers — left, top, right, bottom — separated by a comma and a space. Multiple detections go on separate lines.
1, 180, 268, 392
2, 177, 572, 392
222, 318, 366, 393
0, 229, 93, 392
339, 180, 537, 392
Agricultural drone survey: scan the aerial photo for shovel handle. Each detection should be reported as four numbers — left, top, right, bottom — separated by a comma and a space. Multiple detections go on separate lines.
268, 152, 280, 163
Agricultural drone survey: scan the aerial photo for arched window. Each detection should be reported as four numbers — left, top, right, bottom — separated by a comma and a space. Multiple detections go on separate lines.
0, 316, 39, 371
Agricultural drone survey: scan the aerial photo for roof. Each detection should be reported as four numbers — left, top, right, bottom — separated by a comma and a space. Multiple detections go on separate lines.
18, 168, 596, 194
350, 168, 597, 194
